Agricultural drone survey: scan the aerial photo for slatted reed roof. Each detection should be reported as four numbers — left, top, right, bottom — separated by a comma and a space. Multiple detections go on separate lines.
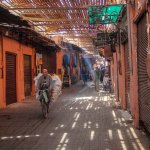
0, 0, 125, 51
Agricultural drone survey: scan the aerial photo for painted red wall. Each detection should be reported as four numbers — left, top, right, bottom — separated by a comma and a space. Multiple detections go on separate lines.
129, 5, 139, 128
56, 50, 63, 79
0, 36, 35, 108
118, 45, 126, 110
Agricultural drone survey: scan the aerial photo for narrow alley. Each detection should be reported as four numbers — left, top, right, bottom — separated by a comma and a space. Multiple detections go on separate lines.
1, 0, 150, 150
0, 82, 149, 150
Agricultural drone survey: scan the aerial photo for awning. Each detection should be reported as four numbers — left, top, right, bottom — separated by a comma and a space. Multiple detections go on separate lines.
88, 4, 124, 25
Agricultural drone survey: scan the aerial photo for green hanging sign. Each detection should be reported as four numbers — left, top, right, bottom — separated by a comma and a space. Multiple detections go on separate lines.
88, 4, 124, 25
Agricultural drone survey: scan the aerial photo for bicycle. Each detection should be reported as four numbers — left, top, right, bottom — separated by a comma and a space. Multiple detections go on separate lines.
39, 89, 50, 119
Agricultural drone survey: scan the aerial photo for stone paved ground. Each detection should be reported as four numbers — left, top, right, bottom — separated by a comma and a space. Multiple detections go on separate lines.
0, 82, 149, 150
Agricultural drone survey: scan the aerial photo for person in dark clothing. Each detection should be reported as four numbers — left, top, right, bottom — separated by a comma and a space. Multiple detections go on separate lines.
81, 67, 87, 85
100, 66, 105, 83
94, 64, 101, 92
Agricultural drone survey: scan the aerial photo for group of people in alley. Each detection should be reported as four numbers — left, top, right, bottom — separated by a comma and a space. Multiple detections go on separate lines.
35, 62, 110, 107
94, 63, 110, 92
81, 62, 110, 92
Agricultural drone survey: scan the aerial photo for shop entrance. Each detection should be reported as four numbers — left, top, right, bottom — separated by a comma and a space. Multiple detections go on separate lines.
24, 55, 32, 96
6, 53, 17, 105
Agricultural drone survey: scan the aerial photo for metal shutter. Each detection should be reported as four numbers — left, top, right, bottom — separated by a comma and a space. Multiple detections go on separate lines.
6, 53, 17, 105
137, 14, 150, 132
24, 55, 32, 96
124, 42, 130, 111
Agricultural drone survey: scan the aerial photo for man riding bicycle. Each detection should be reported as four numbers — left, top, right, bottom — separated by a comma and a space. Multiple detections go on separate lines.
37, 69, 53, 110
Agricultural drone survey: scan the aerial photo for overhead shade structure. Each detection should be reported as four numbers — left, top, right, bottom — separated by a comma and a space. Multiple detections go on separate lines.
88, 4, 124, 24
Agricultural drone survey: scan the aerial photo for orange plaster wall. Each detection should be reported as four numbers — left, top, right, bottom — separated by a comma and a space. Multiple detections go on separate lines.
110, 59, 114, 92
111, 46, 126, 108
0, 36, 4, 108
0, 36, 35, 108
56, 50, 63, 80
113, 52, 119, 102
0, 78, 4, 108
129, 7, 139, 128
117, 45, 126, 110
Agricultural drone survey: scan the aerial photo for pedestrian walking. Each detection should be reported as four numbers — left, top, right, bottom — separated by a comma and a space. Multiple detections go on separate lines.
103, 72, 111, 91
81, 67, 87, 85
94, 64, 101, 92
100, 65, 105, 83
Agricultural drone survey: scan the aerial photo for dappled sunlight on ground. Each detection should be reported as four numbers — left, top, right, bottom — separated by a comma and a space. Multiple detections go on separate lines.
0, 82, 149, 150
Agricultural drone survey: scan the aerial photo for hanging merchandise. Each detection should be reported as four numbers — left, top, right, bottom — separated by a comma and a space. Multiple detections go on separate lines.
70, 53, 74, 75
67, 66, 70, 76
63, 54, 70, 68
70, 53, 74, 67
74, 55, 77, 67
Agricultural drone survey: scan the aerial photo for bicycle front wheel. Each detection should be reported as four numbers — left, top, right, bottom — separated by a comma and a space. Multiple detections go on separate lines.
41, 100, 48, 119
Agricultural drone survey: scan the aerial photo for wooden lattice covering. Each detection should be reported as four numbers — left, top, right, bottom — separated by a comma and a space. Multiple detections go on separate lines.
0, 0, 124, 51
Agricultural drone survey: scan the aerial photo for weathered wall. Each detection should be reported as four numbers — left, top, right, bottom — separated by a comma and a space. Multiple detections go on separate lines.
112, 52, 119, 102
56, 50, 64, 79
118, 45, 126, 110
0, 36, 35, 108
